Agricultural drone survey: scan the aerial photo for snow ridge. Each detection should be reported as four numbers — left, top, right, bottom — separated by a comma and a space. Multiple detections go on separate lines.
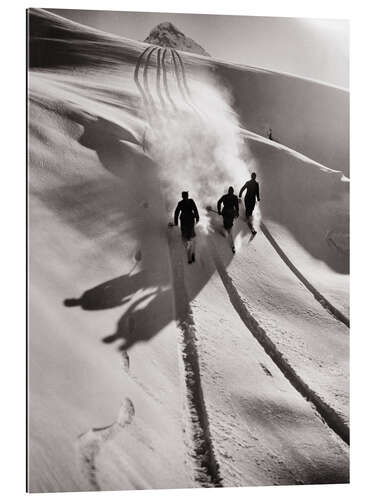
77, 388, 135, 490
209, 238, 349, 445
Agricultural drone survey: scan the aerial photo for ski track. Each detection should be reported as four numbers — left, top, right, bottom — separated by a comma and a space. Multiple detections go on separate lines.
208, 236, 349, 445
134, 44, 198, 119
167, 230, 222, 487
260, 222, 349, 328
133, 44, 349, 485
208, 208, 349, 328
134, 46, 153, 113
171, 48, 196, 114
143, 46, 158, 111
155, 48, 167, 111
173, 49, 193, 100
161, 48, 177, 112
171, 49, 189, 105
133, 48, 222, 487
172, 48, 202, 118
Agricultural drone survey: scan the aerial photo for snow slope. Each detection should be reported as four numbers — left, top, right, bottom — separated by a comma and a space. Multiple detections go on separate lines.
178, 54, 349, 177
28, 8, 349, 492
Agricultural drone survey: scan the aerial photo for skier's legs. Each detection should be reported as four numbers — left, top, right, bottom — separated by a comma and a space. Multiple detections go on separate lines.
181, 220, 196, 263
184, 238, 196, 263
245, 198, 257, 234
248, 215, 257, 235
185, 239, 192, 261
245, 197, 256, 218
222, 214, 235, 252
227, 228, 234, 249
191, 237, 196, 255
183, 239, 190, 259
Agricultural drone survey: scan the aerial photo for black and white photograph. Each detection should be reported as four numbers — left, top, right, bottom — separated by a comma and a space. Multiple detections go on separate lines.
26, 4, 350, 494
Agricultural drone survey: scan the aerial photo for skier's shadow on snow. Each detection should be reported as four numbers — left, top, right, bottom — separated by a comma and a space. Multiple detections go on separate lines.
64, 271, 172, 351
64, 271, 145, 311
101, 288, 171, 351
62, 113, 238, 351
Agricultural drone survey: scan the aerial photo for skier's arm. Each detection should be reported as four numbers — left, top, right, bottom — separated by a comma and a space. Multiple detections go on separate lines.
256, 183, 260, 201
217, 196, 224, 215
239, 182, 247, 198
192, 200, 199, 223
174, 203, 181, 226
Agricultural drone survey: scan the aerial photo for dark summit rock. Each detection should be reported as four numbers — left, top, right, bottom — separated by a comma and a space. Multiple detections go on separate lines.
144, 21, 210, 56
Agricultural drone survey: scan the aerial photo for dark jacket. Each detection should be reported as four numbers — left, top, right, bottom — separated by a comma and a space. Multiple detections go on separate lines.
217, 193, 239, 218
239, 180, 260, 201
174, 199, 199, 226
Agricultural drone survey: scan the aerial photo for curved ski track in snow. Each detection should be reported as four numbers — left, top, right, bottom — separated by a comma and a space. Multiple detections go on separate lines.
209, 237, 349, 445
260, 222, 349, 328
133, 44, 349, 483
208, 207, 348, 327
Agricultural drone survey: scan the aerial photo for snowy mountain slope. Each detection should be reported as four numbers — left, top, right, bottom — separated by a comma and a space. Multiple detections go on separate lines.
240, 130, 349, 325
28, 91, 196, 492
168, 52, 349, 177
176, 233, 348, 486
28, 8, 349, 492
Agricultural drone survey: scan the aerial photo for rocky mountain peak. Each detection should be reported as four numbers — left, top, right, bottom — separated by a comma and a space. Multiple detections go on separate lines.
144, 22, 210, 56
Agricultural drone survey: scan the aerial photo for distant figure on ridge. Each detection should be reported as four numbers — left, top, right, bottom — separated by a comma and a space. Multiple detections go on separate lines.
239, 172, 260, 235
217, 186, 239, 254
174, 191, 200, 264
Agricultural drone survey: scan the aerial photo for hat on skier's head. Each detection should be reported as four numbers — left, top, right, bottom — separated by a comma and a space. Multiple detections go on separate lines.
251, 172, 256, 179
228, 186, 234, 194
182, 191, 189, 199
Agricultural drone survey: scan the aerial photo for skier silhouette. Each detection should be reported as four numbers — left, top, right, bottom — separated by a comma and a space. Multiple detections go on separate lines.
217, 186, 239, 253
239, 172, 260, 235
174, 191, 199, 264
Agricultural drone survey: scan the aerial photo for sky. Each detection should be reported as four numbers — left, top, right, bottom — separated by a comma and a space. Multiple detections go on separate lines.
49, 9, 349, 88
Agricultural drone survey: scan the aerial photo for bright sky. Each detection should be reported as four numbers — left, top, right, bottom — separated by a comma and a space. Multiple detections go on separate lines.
49, 9, 349, 88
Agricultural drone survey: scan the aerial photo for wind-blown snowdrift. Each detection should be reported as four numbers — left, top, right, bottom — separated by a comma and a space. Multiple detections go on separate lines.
28, 8, 349, 492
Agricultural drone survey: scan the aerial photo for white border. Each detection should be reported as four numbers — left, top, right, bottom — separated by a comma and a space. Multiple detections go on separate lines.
2, 0, 374, 499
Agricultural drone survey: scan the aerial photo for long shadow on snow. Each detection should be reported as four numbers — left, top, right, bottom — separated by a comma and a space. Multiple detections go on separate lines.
59, 112, 239, 351
64, 272, 145, 311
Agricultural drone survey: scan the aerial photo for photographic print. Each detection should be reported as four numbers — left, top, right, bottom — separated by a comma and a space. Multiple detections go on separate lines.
27, 7, 349, 493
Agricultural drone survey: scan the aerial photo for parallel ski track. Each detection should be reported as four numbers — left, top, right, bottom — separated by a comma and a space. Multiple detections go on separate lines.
208, 208, 349, 328
168, 231, 223, 487
171, 49, 189, 105
161, 48, 177, 112
134, 44, 349, 464
155, 47, 167, 111
134, 44, 200, 118
134, 48, 223, 485
142, 46, 158, 111
209, 236, 349, 445
134, 46, 153, 112
171, 48, 202, 118
173, 49, 193, 100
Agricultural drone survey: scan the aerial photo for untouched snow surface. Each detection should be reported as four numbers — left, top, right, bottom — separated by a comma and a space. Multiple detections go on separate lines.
28, 8, 349, 492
